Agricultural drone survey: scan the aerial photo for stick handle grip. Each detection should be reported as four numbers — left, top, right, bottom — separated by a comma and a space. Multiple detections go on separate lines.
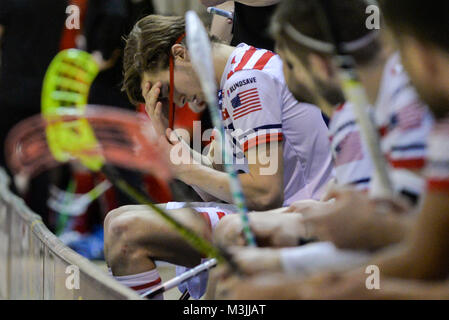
207, 7, 234, 19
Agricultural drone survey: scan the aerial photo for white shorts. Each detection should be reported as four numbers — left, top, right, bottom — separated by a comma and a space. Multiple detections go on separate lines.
165, 202, 236, 299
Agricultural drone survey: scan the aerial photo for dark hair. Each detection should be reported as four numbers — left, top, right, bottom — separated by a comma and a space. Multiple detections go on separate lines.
379, 0, 449, 52
271, 0, 381, 65
122, 15, 186, 106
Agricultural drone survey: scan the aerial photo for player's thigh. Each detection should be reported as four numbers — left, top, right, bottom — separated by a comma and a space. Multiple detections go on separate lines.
107, 207, 211, 267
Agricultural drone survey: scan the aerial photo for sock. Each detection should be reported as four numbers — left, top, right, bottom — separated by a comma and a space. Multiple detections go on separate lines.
111, 269, 164, 300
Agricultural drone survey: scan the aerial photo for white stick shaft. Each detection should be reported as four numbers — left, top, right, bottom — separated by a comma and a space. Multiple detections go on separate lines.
141, 259, 217, 298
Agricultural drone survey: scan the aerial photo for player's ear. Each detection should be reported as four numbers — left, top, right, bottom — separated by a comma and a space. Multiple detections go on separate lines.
171, 44, 189, 62
308, 53, 333, 82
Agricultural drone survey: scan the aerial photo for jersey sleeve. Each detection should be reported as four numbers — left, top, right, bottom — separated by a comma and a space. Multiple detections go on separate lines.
222, 70, 283, 153
383, 82, 434, 170
425, 120, 449, 192
329, 103, 373, 190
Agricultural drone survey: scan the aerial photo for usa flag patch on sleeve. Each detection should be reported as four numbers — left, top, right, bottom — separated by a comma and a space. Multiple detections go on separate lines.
231, 88, 262, 120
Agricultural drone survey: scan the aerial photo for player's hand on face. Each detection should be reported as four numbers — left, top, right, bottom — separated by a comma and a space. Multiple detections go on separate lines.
142, 81, 168, 138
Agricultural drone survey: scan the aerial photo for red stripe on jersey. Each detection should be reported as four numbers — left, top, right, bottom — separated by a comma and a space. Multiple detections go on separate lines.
427, 179, 449, 192
253, 51, 275, 70
199, 212, 212, 230
240, 96, 259, 104
222, 108, 230, 120
217, 212, 226, 220
130, 278, 162, 291
335, 103, 345, 112
388, 157, 426, 169
239, 88, 257, 96
243, 133, 283, 152
227, 47, 257, 80
379, 125, 388, 137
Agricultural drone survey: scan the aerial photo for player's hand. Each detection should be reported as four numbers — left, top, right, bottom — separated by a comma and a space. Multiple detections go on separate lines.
228, 246, 283, 276
218, 268, 375, 300
214, 212, 305, 248
215, 272, 302, 300
142, 81, 168, 138
206, 129, 225, 171
285, 199, 333, 215
301, 188, 411, 250
156, 128, 201, 179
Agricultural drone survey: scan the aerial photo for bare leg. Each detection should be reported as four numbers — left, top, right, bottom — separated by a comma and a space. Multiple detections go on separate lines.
104, 204, 212, 276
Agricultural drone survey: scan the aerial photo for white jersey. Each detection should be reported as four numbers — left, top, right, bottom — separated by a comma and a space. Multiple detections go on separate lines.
329, 53, 433, 200
329, 102, 373, 190
375, 53, 433, 197
218, 43, 334, 204
425, 118, 449, 193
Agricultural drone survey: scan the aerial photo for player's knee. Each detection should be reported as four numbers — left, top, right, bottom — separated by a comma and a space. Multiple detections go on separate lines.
213, 214, 245, 247
104, 205, 142, 230
104, 213, 146, 269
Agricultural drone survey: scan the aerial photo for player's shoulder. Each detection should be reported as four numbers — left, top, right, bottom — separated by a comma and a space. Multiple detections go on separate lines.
380, 53, 418, 105
225, 43, 283, 83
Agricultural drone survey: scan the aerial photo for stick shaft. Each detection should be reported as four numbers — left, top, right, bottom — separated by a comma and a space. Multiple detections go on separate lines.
141, 259, 218, 298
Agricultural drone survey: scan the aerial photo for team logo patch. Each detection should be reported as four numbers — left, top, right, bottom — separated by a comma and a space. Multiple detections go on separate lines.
228, 77, 257, 94
230, 88, 262, 120
391, 101, 425, 131
335, 131, 364, 167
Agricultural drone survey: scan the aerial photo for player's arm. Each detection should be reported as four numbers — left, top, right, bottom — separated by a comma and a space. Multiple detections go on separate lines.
176, 141, 284, 211
174, 69, 285, 210
210, 1, 234, 44
298, 189, 414, 251
370, 191, 449, 280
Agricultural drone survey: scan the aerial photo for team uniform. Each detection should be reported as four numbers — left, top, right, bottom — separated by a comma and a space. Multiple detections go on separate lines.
220, 43, 334, 204
276, 54, 435, 281
329, 102, 373, 190
375, 53, 433, 200
329, 53, 433, 203
114, 44, 334, 299
170, 44, 334, 299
